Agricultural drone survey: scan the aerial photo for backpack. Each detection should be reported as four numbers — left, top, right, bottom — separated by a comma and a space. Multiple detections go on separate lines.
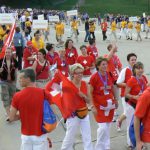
42, 91, 57, 133
129, 115, 143, 147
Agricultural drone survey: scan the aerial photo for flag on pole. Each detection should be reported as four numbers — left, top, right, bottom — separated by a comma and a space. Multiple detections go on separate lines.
45, 71, 79, 119
0, 21, 16, 59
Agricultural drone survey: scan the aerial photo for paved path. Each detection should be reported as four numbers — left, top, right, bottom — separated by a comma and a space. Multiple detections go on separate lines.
0, 22, 150, 150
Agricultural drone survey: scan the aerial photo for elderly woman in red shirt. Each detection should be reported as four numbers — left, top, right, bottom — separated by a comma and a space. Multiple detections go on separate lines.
32, 49, 50, 88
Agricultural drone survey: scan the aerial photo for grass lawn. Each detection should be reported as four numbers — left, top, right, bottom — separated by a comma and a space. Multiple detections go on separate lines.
80, 0, 150, 16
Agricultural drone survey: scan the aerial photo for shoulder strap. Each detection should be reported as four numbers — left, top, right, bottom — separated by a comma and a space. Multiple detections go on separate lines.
36, 60, 47, 77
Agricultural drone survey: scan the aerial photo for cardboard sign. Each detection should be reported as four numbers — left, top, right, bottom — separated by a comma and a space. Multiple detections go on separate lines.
49, 15, 59, 22
32, 20, 48, 29
38, 14, 44, 20
129, 16, 138, 22
0, 13, 15, 24
27, 8, 32, 12
67, 10, 78, 16
143, 13, 146, 18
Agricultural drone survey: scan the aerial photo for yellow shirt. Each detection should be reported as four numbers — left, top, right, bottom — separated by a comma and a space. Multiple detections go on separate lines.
111, 21, 116, 31
0, 26, 5, 40
32, 38, 44, 50
25, 21, 32, 27
135, 23, 141, 32
147, 20, 150, 27
89, 24, 96, 32
121, 21, 127, 28
55, 23, 64, 36
71, 21, 78, 30
128, 22, 133, 29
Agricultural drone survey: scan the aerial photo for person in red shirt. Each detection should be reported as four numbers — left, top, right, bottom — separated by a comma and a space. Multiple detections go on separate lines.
134, 87, 150, 150
46, 43, 59, 65
77, 45, 95, 77
8, 68, 52, 150
104, 43, 122, 122
61, 63, 93, 150
125, 62, 149, 149
65, 39, 78, 65
23, 41, 38, 68
32, 49, 50, 88
89, 56, 118, 150
54, 50, 69, 77
116, 53, 137, 147
87, 39, 99, 62
101, 18, 108, 41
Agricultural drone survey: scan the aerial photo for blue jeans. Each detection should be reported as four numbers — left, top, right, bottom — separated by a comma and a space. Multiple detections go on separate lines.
84, 30, 90, 41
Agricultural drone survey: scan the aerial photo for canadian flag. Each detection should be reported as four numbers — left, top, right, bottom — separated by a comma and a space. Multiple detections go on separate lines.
45, 71, 79, 119
0, 21, 16, 59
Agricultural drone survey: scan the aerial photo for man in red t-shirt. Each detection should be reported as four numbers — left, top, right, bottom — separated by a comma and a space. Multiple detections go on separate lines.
8, 68, 52, 150
101, 18, 108, 41
134, 87, 150, 150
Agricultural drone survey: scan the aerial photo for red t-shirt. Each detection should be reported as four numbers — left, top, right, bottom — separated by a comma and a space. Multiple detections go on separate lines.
127, 75, 148, 106
77, 55, 94, 76
135, 87, 150, 142
46, 52, 59, 65
87, 45, 98, 61
90, 71, 115, 123
104, 54, 122, 81
36, 61, 49, 80
101, 22, 108, 31
11, 87, 52, 136
23, 47, 38, 68
65, 47, 78, 65
54, 57, 69, 77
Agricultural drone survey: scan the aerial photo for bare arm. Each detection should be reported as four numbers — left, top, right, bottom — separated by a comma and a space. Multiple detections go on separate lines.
125, 85, 139, 100
89, 85, 97, 115
32, 60, 37, 71
9, 106, 20, 122
134, 116, 144, 150
107, 44, 117, 61
116, 83, 126, 88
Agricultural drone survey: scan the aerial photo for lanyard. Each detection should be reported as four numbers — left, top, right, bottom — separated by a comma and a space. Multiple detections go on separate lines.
135, 77, 144, 92
98, 71, 108, 88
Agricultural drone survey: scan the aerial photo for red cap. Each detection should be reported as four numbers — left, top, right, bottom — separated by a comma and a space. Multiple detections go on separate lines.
27, 41, 32, 46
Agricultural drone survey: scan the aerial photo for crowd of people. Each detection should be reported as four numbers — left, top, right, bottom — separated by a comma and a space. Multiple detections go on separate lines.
0, 6, 150, 150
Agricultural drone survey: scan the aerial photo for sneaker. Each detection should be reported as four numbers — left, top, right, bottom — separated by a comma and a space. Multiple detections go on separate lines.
116, 119, 122, 131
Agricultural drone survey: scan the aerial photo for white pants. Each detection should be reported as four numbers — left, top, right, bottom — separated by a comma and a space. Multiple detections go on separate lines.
61, 115, 93, 150
110, 31, 117, 41
21, 134, 49, 150
95, 123, 111, 150
127, 29, 133, 38
120, 28, 127, 38
126, 103, 134, 146
121, 97, 127, 116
